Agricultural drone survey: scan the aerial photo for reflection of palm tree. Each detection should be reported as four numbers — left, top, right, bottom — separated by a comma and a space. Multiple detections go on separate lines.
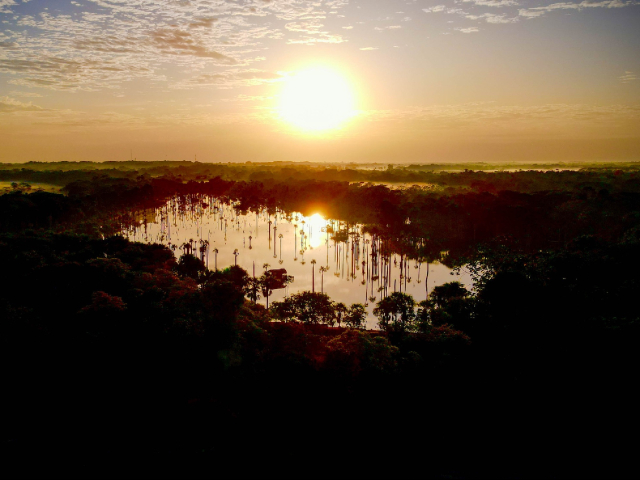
293, 224, 297, 257
248, 235, 252, 249
263, 263, 270, 272
233, 248, 239, 266
425, 261, 430, 300
319, 266, 328, 294
272, 225, 277, 254
213, 248, 219, 271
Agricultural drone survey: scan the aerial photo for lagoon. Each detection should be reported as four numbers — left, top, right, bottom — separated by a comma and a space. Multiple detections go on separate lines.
123, 195, 472, 329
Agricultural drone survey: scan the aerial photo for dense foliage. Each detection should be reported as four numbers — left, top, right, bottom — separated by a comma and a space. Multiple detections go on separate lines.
2, 161, 638, 479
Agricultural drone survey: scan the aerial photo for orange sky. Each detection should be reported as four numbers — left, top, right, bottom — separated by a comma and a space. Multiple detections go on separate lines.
1, 0, 639, 163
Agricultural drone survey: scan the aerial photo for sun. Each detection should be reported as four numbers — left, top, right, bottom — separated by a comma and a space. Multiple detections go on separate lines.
278, 67, 356, 132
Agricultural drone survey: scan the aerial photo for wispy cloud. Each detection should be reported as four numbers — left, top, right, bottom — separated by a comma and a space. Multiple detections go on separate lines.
519, 0, 634, 18
172, 69, 285, 89
0, 95, 46, 113
9, 91, 43, 98
466, 13, 520, 23
423, 0, 638, 33
0, 0, 17, 14
619, 71, 637, 83
0, 0, 351, 91
462, 0, 519, 7
423, 5, 454, 13
360, 103, 640, 136
375, 25, 403, 31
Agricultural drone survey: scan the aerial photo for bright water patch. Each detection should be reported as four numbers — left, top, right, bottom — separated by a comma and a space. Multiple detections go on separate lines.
123, 197, 472, 329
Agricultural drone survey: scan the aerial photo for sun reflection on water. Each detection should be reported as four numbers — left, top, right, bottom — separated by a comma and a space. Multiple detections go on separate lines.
122, 198, 472, 329
305, 213, 327, 249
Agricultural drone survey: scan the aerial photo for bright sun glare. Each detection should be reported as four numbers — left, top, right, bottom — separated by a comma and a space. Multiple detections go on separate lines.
306, 213, 327, 248
278, 67, 356, 132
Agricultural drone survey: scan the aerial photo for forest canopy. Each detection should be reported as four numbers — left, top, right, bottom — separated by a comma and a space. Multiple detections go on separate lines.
1, 160, 638, 479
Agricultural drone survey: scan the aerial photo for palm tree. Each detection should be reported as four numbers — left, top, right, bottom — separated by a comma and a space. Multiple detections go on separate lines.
311, 259, 317, 293
201, 239, 210, 267
261, 263, 272, 309
278, 233, 284, 262
213, 248, 219, 270
199, 239, 208, 262
233, 248, 239, 266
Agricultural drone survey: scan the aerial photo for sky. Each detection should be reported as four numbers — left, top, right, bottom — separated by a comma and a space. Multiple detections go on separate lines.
0, 0, 639, 164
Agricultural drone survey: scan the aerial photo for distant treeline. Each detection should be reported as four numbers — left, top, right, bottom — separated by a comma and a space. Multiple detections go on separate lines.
2, 171, 640, 264
2, 160, 640, 193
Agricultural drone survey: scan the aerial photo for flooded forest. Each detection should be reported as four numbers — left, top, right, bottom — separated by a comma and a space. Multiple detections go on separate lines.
2, 161, 638, 479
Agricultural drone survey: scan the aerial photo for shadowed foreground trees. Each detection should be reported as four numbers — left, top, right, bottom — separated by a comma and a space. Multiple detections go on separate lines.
270, 291, 336, 325
2, 225, 639, 478
324, 329, 398, 377
3, 162, 640, 480
373, 292, 416, 335
270, 291, 368, 329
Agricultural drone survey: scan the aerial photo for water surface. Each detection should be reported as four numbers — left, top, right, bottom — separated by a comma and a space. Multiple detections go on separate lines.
123, 197, 472, 329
